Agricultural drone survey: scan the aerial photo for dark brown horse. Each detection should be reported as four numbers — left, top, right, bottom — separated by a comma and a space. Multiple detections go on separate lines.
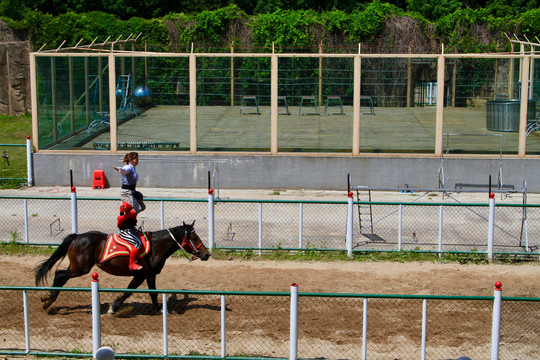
35, 221, 210, 313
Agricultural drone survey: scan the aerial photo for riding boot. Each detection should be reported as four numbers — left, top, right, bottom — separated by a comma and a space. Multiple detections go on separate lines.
128, 247, 142, 271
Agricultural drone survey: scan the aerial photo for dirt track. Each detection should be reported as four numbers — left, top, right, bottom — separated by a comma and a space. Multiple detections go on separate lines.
0, 255, 539, 359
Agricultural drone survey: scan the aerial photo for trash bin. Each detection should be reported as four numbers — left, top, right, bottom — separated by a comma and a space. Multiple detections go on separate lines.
486, 99, 536, 132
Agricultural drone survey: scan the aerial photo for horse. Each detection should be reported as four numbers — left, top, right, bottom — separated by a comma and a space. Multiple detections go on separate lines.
34, 221, 210, 313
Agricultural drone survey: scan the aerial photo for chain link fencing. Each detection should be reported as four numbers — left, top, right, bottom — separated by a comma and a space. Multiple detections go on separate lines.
0, 286, 538, 359
0, 144, 29, 187
0, 194, 539, 256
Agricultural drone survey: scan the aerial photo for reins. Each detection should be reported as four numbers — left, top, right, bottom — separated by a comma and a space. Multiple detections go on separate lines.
166, 228, 199, 262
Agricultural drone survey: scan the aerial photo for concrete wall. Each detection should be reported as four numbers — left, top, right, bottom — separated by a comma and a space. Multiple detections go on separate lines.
32, 153, 538, 193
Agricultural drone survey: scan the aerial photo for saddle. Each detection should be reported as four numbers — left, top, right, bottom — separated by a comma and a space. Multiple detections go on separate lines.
99, 232, 151, 264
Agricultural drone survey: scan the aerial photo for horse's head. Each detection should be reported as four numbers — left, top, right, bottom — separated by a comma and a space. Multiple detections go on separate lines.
177, 221, 210, 261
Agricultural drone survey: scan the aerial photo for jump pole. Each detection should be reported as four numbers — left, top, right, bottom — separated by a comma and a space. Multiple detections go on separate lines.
491, 281, 502, 359
487, 175, 495, 261
289, 283, 299, 360
91, 273, 101, 357
26, 135, 33, 186
346, 174, 353, 257
208, 171, 215, 251
70, 170, 78, 234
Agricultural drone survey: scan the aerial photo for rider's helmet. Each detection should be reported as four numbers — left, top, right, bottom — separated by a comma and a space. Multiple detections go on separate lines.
117, 202, 137, 229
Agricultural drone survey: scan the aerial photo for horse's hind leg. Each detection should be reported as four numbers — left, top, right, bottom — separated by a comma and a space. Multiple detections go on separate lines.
146, 275, 160, 313
41, 268, 77, 310
109, 274, 146, 314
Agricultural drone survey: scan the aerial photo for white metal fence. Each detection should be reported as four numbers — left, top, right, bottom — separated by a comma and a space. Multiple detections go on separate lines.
0, 190, 539, 258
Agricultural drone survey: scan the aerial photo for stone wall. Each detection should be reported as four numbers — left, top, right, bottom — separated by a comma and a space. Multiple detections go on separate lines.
0, 20, 31, 115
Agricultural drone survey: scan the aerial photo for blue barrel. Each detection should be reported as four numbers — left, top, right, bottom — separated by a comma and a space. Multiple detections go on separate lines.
486, 99, 536, 132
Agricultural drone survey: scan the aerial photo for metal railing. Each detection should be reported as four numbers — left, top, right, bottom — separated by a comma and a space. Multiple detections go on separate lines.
0, 192, 539, 257
0, 280, 538, 359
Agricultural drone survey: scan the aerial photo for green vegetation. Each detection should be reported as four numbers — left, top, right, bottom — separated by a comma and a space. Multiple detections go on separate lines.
0, 114, 32, 189
1, 2, 538, 54
0, 114, 31, 143
1, 242, 536, 264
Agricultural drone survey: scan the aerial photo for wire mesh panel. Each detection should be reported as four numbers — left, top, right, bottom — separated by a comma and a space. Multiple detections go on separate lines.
0, 144, 27, 186
29, 289, 93, 354
363, 298, 423, 359
298, 296, 364, 359
425, 299, 492, 359
27, 198, 72, 244
0, 289, 26, 351
0, 197, 26, 242
500, 299, 540, 359
223, 294, 290, 358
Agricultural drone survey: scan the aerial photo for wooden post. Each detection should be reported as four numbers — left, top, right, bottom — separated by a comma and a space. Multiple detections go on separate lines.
189, 43, 197, 153
84, 57, 90, 125
51, 57, 58, 142
451, 59, 457, 107
407, 40, 412, 108
230, 41, 234, 107
108, 54, 118, 153
518, 54, 530, 157
30, 53, 39, 150
318, 41, 323, 106
352, 44, 361, 155
434, 48, 445, 156
271, 44, 278, 154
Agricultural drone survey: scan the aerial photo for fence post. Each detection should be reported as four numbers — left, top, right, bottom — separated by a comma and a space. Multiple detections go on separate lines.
208, 188, 214, 251
71, 186, 78, 234
491, 281, 502, 360
26, 135, 33, 186
346, 191, 353, 257
162, 293, 168, 356
290, 283, 299, 360
91, 272, 101, 357
398, 204, 403, 251
221, 294, 226, 358
488, 193, 495, 261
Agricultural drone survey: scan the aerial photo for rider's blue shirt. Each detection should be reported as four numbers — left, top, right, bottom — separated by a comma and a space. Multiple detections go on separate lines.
120, 163, 139, 186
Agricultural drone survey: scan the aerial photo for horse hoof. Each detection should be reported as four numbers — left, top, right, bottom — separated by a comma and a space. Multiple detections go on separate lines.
42, 300, 53, 310
107, 305, 116, 315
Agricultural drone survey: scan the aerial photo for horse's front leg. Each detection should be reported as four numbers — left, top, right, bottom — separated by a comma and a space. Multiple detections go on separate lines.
109, 274, 145, 314
146, 275, 161, 314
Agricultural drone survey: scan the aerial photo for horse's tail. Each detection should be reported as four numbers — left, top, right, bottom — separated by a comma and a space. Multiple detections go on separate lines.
34, 233, 78, 286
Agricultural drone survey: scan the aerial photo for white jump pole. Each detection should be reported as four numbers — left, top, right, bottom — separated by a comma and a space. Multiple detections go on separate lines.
221, 294, 226, 358
488, 192, 495, 261
91, 272, 101, 357
71, 186, 78, 234
26, 135, 33, 187
162, 293, 168, 356
290, 283, 299, 360
208, 188, 214, 251
346, 191, 354, 257
491, 281, 502, 360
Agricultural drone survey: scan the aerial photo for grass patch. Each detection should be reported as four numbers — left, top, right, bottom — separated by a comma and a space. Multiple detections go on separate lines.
1, 242, 536, 265
0, 114, 32, 143
0, 114, 32, 189
0, 241, 55, 256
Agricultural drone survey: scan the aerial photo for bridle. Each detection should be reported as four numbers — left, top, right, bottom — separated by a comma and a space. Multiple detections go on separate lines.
167, 227, 203, 261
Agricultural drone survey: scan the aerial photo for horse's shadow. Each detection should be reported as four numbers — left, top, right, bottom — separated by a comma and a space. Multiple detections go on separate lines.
46, 294, 231, 317
166, 293, 231, 315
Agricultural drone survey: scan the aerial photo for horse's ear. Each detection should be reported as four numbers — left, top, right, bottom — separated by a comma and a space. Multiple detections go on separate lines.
183, 221, 186, 227
192, 220, 196, 226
